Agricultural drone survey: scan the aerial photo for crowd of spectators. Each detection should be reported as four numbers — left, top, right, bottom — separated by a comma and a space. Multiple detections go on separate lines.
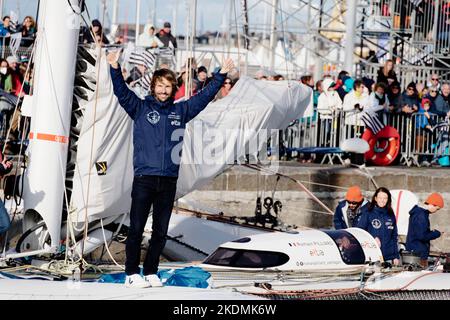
1, 15, 450, 168
0, 15, 36, 47
307, 60, 450, 166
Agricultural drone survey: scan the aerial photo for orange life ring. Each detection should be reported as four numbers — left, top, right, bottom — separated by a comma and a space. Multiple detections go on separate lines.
362, 126, 400, 166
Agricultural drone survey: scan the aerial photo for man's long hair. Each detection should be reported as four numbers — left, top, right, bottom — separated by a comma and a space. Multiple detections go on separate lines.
150, 68, 178, 99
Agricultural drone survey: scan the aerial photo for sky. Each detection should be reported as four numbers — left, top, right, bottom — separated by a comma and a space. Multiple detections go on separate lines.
0, 0, 307, 35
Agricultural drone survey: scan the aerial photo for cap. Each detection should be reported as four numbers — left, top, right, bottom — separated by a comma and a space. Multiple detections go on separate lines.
345, 186, 363, 202
425, 193, 444, 208
164, 22, 171, 28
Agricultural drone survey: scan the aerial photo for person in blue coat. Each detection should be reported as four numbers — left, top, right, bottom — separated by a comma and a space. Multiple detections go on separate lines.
357, 187, 400, 265
334, 185, 368, 229
406, 193, 443, 268
107, 50, 234, 288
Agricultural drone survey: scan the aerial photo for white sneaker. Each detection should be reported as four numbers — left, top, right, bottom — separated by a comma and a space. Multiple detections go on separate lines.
143, 274, 163, 287
125, 274, 151, 288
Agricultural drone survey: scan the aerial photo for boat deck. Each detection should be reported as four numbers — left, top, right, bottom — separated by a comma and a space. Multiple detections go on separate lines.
0, 278, 263, 300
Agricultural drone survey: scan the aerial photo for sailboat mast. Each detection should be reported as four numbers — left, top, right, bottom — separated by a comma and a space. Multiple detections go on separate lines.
111, 0, 119, 38
135, 0, 141, 45
269, 0, 278, 71
344, 0, 357, 73
241, 0, 249, 50
23, 0, 81, 249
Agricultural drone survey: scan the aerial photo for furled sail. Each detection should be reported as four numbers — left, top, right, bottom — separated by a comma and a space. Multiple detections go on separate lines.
68, 50, 134, 224
176, 77, 312, 198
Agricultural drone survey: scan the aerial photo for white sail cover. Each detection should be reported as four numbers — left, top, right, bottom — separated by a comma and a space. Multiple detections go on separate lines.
69, 53, 134, 223
176, 77, 312, 197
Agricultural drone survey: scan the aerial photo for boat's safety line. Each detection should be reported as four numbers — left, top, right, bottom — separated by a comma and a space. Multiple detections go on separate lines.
243, 163, 334, 215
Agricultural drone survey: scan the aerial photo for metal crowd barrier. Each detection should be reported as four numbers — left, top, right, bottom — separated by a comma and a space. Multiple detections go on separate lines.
409, 113, 450, 166
281, 110, 450, 167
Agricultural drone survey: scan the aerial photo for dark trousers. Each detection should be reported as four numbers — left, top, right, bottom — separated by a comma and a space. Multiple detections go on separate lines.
125, 175, 177, 276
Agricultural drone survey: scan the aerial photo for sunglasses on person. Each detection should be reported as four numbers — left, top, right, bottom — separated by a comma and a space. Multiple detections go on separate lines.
430, 90, 437, 93
431, 78, 439, 81
347, 201, 360, 205
407, 87, 415, 91
224, 81, 232, 84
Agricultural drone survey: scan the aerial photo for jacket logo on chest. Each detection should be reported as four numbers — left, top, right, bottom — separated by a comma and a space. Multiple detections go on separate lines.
147, 111, 160, 124
371, 219, 381, 229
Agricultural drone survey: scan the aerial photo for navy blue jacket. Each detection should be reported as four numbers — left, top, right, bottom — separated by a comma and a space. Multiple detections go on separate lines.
405, 205, 441, 259
357, 205, 400, 260
333, 199, 367, 229
110, 65, 226, 177
431, 94, 450, 117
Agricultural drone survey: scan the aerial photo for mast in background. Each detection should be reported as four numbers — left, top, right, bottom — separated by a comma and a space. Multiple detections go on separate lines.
110, 0, 119, 39
241, 0, 250, 50
135, 0, 141, 45
344, 0, 356, 74
269, 0, 279, 71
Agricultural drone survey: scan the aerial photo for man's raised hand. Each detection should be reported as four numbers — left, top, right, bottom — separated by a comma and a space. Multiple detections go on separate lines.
107, 49, 122, 69
219, 58, 235, 74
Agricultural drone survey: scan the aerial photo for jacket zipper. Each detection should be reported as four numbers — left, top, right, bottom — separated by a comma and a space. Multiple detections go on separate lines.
161, 115, 166, 175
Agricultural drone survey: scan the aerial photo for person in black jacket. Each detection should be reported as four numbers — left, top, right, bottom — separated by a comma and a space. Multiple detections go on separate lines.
157, 22, 177, 51
83, 19, 109, 45
107, 49, 234, 288
398, 82, 420, 115
377, 59, 398, 86
406, 193, 443, 268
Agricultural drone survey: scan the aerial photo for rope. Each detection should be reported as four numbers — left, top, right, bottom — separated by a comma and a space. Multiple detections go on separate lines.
99, 218, 124, 270
349, 163, 379, 189
244, 163, 334, 215
79, 5, 107, 265
363, 270, 443, 292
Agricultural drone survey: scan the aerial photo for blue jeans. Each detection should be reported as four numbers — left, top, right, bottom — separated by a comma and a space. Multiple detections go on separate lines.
125, 175, 177, 276
0, 200, 10, 234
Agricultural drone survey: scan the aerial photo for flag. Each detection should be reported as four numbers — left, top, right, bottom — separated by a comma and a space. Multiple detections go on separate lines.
9, 33, 22, 57
361, 111, 385, 135
128, 50, 156, 71
135, 73, 152, 92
